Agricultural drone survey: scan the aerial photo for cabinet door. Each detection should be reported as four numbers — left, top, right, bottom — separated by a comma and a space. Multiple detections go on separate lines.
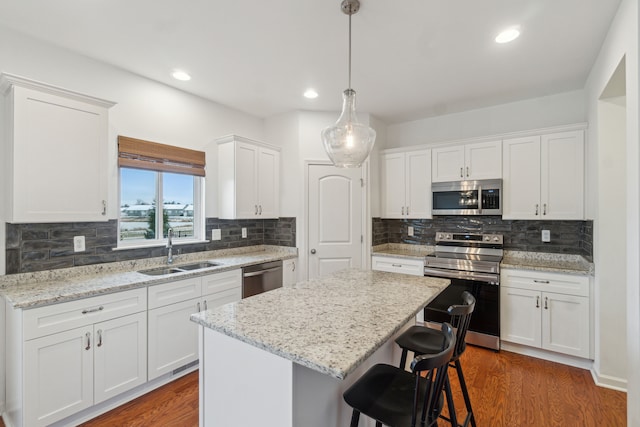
542, 292, 590, 358
283, 258, 298, 287
431, 146, 465, 182
257, 147, 280, 218
11, 86, 109, 222
381, 153, 406, 218
234, 141, 259, 218
148, 299, 200, 380
465, 140, 502, 180
24, 326, 94, 427
94, 312, 147, 403
202, 286, 242, 310
405, 150, 431, 218
371, 256, 425, 276
500, 286, 541, 347
502, 136, 541, 219
541, 131, 584, 219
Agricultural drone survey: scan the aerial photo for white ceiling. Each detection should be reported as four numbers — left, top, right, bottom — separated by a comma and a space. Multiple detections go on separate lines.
0, 0, 622, 124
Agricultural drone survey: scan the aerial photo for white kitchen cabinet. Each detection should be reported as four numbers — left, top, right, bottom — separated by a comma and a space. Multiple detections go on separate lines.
371, 255, 425, 277
15, 288, 147, 427
431, 140, 501, 183
283, 258, 298, 286
381, 149, 431, 218
502, 130, 584, 219
500, 268, 590, 359
217, 135, 280, 219
0, 73, 115, 223
148, 270, 241, 380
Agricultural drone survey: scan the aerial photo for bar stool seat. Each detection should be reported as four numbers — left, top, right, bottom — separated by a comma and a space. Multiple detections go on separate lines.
343, 323, 456, 427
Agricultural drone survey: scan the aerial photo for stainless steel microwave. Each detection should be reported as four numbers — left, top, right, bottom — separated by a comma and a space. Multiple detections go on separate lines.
432, 179, 502, 215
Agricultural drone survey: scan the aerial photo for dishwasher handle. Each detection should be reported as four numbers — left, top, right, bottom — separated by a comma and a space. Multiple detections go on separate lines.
243, 266, 282, 277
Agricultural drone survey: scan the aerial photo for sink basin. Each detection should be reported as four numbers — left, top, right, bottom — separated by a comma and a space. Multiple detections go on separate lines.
178, 261, 221, 270
139, 261, 221, 276
139, 267, 185, 276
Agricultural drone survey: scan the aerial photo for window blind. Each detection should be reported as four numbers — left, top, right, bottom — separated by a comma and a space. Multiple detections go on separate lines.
117, 135, 205, 177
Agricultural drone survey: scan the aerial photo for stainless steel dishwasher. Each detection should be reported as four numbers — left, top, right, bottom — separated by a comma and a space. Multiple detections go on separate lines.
242, 260, 283, 298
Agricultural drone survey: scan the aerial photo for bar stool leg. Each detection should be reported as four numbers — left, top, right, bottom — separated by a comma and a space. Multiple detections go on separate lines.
454, 359, 476, 427
443, 374, 458, 427
399, 348, 408, 370
350, 410, 360, 427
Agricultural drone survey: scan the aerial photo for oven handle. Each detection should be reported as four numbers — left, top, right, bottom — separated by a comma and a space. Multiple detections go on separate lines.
423, 267, 499, 284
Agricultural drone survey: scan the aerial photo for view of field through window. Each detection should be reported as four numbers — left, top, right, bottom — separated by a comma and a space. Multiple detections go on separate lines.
120, 168, 195, 241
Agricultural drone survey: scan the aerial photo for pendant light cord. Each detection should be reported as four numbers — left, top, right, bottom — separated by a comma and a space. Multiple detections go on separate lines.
348, 11, 352, 90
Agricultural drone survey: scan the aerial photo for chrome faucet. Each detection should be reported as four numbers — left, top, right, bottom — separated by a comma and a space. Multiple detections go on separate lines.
167, 228, 174, 264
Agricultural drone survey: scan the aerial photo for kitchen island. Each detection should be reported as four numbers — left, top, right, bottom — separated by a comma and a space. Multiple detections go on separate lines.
190, 269, 449, 427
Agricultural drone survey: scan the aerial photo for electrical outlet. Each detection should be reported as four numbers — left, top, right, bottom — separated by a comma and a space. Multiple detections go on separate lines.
541, 229, 551, 242
212, 229, 222, 241
73, 236, 85, 252
408, 226, 414, 237
241, 227, 247, 238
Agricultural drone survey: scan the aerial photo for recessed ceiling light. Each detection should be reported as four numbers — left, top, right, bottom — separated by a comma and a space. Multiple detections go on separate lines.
172, 70, 191, 81
304, 88, 319, 99
495, 27, 520, 44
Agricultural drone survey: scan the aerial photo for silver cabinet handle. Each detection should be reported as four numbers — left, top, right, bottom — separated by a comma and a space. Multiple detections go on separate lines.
259, 205, 262, 215
243, 267, 282, 277
534, 279, 550, 284
543, 203, 547, 215
291, 261, 296, 272
535, 204, 539, 215
102, 200, 107, 216
536, 296, 540, 308
460, 167, 463, 178
197, 302, 201, 312
85, 332, 91, 350
97, 329, 103, 347
310, 249, 316, 254
401, 206, 405, 215
255, 205, 258, 215
406, 206, 409, 215
544, 296, 549, 310
392, 264, 402, 268
204, 300, 208, 310
466, 166, 469, 177
82, 306, 104, 315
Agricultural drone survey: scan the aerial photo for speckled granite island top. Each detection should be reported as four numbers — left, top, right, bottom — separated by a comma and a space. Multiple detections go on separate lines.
190, 269, 449, 380
0, 245, 297, 309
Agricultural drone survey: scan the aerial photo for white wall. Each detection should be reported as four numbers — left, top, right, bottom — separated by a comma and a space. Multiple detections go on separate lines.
585, 0, 639, 423
387, 90, 586, 148
0, 25, 265, 221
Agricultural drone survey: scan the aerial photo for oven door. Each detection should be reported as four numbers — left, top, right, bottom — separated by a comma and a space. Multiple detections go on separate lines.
424, 274, 500, 350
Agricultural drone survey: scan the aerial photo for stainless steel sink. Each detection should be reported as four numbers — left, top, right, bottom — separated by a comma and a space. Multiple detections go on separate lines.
178, 261, 221, 270
139, 261, 221, 276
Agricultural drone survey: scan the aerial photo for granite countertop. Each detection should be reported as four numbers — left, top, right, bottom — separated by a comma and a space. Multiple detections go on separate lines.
501, 251, 593, 275
372, 243, 434, 259
0, 245, 297, 309
190, 269, 449, 380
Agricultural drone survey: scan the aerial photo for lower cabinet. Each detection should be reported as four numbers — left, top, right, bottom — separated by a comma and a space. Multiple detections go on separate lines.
371, 255, 425, 276
17, 289, 148, 427
500, 268, 590, 359
283, 257, 298, 286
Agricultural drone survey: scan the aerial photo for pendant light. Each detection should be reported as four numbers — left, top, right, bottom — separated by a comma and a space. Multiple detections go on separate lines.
321, 0, 376, 168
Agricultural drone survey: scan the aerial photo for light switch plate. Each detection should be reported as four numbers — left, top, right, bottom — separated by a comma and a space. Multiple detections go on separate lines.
408, 226, 414, 237
241, 227, 247, 238
541, 229, 551, 242
73, 236, 85, 252
212, 229, 222, 240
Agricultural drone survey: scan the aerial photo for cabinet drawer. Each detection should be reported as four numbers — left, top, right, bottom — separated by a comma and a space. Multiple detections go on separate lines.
148, 277, 202, 309
202, 287, 242, 310
501, 268, 589, 297
372, 256, 425, 277
23, 288, 147, 340
201, 269, 242, 295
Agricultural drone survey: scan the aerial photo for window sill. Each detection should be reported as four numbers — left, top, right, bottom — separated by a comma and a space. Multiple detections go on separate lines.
113, 239, 210, 251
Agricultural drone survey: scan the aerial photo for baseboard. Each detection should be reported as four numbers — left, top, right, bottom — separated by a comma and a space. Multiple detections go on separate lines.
500, 342, 594, 370
590, 368, 628, 392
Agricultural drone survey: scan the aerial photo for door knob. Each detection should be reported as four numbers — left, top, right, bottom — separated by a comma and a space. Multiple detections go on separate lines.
310, 249, 316, 254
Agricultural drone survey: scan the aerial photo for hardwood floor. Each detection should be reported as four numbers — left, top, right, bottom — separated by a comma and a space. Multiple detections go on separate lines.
1, 346, 625, 427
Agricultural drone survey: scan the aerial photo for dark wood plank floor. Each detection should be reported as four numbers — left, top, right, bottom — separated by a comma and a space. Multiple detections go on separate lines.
1, 346, 626, 427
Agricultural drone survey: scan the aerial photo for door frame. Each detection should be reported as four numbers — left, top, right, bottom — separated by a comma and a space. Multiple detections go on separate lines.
302, 160, 371, 281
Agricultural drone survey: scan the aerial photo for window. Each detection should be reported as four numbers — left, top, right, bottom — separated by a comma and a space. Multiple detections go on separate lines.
118, 136, 205, 247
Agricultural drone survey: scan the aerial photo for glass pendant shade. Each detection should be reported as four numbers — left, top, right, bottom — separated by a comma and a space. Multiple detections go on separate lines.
321, 89, 376, 168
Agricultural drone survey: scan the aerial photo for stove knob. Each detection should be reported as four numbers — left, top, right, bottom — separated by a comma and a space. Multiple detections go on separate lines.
493, 236, 500, 242
438, 233, 444, 240
484, 236, 491, 242
446, 234, 452, 240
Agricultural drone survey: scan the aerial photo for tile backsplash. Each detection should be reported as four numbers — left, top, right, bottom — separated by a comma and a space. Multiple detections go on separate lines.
6, 217, 296, 274
373, 216, 593, 260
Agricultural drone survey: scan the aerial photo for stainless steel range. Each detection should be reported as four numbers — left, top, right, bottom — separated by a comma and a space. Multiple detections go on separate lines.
423, 232, 503, 350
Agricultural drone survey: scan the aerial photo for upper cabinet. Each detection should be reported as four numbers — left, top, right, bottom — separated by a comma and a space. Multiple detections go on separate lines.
217, 135, 280, 219
381, 149, 431, 219
1, 74, 115, 223
431, 140, 502, 182
502, 130, 584, 220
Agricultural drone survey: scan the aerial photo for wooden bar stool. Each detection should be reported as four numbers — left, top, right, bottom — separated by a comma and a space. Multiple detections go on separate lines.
395, 291, 476, 427
343, 323, 456, 427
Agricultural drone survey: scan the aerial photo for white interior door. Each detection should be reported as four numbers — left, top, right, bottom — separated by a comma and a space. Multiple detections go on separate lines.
308, 164, 362, 280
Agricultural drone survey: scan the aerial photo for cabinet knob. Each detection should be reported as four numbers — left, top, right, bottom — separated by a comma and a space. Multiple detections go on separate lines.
310, 249, 316, 254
